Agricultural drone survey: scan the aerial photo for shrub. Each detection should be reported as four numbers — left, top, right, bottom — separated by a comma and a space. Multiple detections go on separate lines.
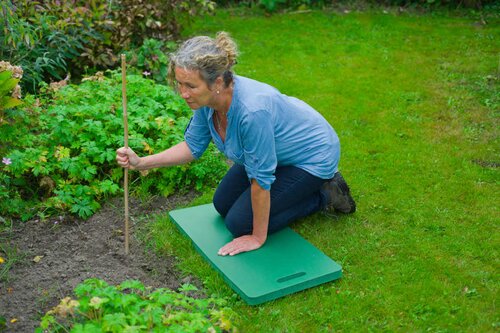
0, 0, 215, 93
0, 71, 228, 220
0, 2, 90, 93
36, 279, 238, 332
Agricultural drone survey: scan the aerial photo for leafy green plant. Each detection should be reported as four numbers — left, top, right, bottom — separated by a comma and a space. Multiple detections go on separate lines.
1, 71, 227, 220
36, 278, 237, 332
125, 39, 176, 84
0, 63, 23, 112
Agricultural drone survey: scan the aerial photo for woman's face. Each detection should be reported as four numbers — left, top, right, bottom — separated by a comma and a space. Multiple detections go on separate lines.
175, 67, 215, 110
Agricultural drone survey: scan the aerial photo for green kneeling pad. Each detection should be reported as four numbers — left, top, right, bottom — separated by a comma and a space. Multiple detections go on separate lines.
169, 204, 342, 305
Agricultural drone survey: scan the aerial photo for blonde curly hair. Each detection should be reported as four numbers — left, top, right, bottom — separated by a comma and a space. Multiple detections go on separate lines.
167, 32, 238, 89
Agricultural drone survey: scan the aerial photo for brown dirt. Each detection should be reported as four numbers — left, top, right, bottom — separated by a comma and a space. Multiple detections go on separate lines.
0, 193, 198, 333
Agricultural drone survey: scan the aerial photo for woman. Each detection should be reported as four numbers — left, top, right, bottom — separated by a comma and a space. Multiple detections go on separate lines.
116, 32, 355, 256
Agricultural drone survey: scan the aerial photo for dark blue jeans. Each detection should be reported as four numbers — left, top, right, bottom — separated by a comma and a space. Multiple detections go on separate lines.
213, 164, 328, 237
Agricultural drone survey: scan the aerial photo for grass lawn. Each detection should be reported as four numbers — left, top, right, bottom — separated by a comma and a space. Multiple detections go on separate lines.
145, 8, 499, 332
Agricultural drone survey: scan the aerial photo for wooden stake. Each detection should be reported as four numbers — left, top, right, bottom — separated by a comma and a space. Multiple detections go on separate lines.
121, 54, 130, 255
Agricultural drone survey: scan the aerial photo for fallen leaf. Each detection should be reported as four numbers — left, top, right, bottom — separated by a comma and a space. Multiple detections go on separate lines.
113, 229, 123, 236
7, 288, 13, 294
33, 255, 44, 263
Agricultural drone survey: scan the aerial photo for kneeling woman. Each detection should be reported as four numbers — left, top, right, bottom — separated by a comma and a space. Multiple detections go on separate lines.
116, 32, 356, 256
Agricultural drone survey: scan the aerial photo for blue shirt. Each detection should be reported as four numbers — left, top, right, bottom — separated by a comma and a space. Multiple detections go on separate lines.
184, 75, 340, 190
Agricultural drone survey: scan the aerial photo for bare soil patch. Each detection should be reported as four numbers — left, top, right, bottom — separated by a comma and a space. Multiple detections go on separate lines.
0, 193, 197, 332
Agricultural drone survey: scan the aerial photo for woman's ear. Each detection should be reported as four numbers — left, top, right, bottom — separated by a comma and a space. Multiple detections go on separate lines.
215, 75, 225, 90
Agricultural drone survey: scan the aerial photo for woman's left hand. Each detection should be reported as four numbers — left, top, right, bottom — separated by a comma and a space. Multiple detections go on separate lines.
218, 235, 264, 256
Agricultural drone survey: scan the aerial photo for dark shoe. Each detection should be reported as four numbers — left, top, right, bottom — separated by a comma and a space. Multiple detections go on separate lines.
321, 172, 356, 214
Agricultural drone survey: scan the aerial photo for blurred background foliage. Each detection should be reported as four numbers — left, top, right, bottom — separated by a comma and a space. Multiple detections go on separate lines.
215, 0, 498, 13
0, 0, 215, 93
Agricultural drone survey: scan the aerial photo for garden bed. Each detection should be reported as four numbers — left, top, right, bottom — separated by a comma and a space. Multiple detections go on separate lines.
0, 193, 197, 332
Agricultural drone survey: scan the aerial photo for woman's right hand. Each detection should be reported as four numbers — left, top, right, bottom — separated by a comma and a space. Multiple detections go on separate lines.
116, 147, 141, 170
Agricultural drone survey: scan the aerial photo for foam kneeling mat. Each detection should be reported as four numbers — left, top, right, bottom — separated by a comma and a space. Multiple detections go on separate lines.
169, 204, 342, 305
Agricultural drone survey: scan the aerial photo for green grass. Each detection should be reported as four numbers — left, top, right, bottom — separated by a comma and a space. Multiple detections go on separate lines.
144, 8, 499, 332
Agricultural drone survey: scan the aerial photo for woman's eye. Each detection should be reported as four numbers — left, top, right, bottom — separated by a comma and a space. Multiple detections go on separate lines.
177, 82, 195, 90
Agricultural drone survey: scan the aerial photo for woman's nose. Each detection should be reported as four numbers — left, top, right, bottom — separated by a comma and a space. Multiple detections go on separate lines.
179, 86, 189, 99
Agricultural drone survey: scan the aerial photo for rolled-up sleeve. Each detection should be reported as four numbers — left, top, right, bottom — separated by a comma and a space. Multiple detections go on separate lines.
184, 109, 211, 159
240, 110, 277, 190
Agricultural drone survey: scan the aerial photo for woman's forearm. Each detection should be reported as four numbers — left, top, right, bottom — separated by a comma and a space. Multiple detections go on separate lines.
137, 141, 194, 170
217, 179, 270, 256
250, 179, 270, 244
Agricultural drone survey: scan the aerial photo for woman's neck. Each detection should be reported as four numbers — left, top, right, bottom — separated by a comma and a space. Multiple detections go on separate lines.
211, 84, 233, 114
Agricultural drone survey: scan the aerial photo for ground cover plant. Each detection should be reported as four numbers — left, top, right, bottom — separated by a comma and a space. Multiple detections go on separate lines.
36, 279, 236, 332
140, 7, 499, 332
0, 71, 227, 221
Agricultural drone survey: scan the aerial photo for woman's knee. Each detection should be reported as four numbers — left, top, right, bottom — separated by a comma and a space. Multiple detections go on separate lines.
213, 164, 249, 218
224, 210, 252, 237
213, 192, 229, 218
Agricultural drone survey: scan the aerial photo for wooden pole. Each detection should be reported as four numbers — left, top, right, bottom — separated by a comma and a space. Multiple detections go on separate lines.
121, 54, 130, 255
